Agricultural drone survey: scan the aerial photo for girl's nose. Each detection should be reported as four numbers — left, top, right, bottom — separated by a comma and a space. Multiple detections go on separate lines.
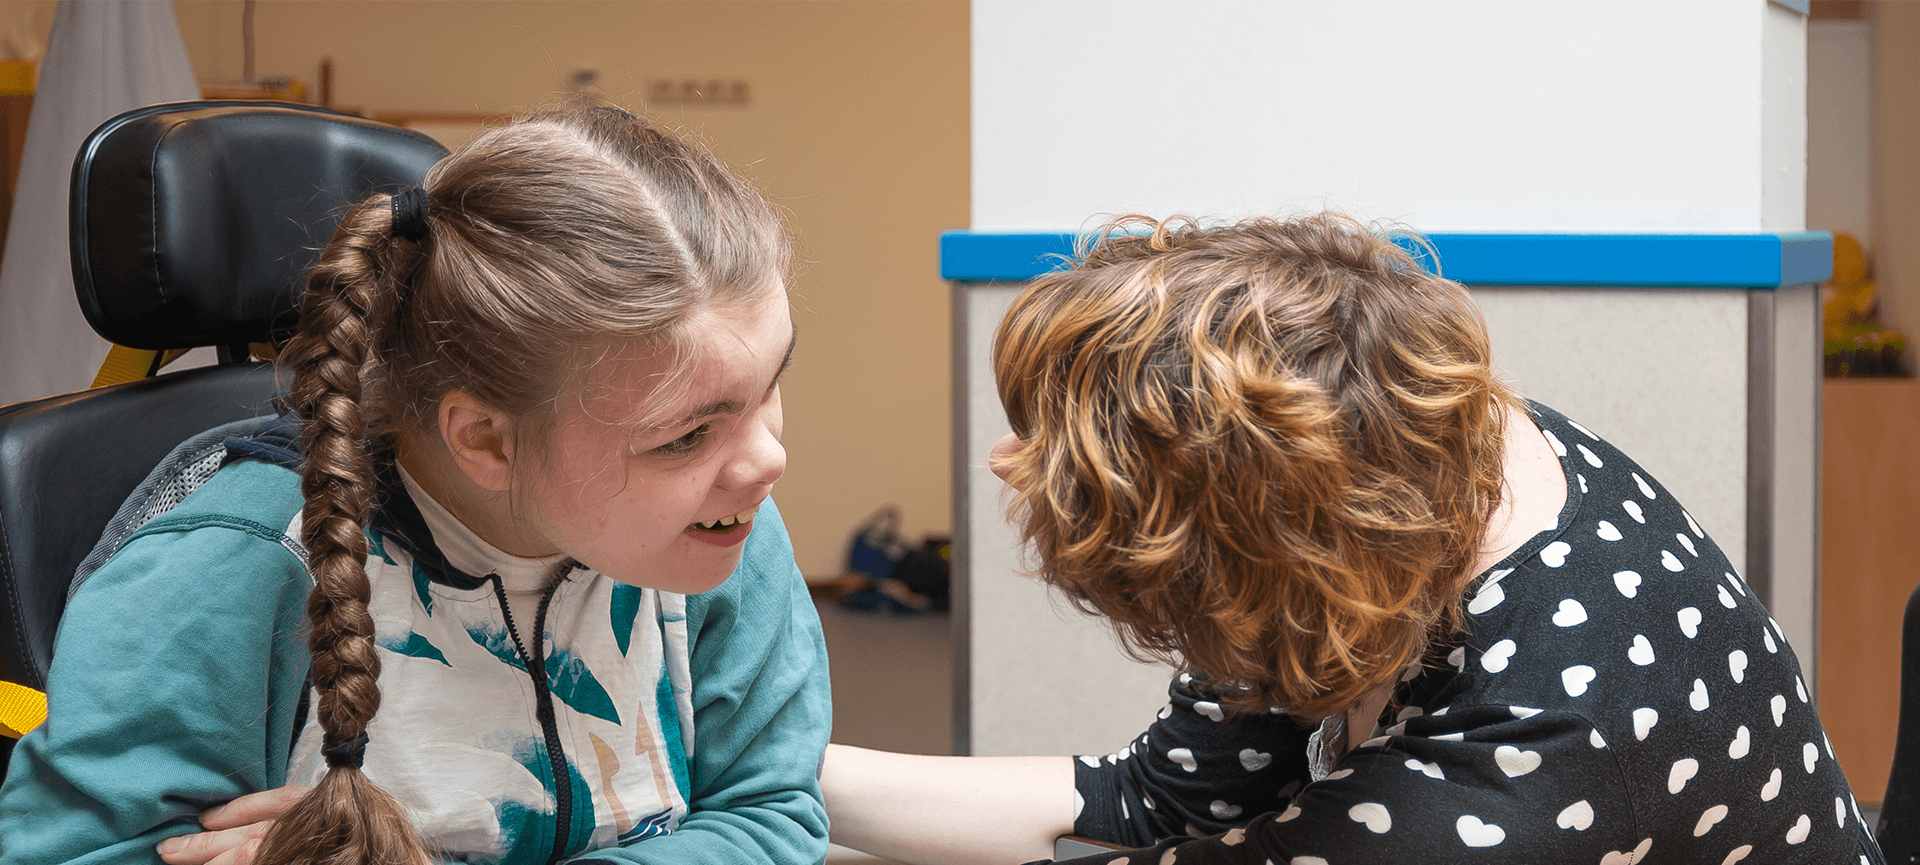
721, 416, 786, 491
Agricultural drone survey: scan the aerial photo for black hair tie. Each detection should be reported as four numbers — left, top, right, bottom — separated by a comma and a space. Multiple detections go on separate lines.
390, 185, 432, 243
322, 731, 370, 768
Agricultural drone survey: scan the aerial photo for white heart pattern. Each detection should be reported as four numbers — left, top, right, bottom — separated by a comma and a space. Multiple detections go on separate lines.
1685, 510, 1704, 537
1729, 650, 1748, 683
1278, 804, 1302, 822
1468, 582, 1506, 615
1456, 815, 1506, 848
1676, 533, 1697, 556
1772, 694, 1788, 727
1540, 541, 1572, 568
1690, 679, 1711, 712
1591, 728, 1608, 749
1694, 804, 1729, 836
1210, 800, 1242, 820
1725, 572, 1747, 597
1194, 701, 1224, 722
1553, 599, 1588, 627
1633, 472, 1658, 499
1542, 428, 1568, 456
1718, 585, 1737, 609
1496, 745, 1542, 777
1633, 707, 1659, 741
1722, 845, 1753, 865
1614, 570, 1642, 598
1798, 676, 1810, 704
1405, 758, 1444, 779
1482, 639, 1517, 674
1678, 607, 1703, 639
1577, 444, 1603, 467
1597, 521, 1623, 542
1762, 767, 1783, 801
1669, 757, 1700, 794
1661, 550, 1685, 572
1624, 500, 1647, 523
1629, 634, 1656, 665
1168, 748, 1197, 772
1348, 802, 1392, 833
1601, 838, 1653, 865
1786, 813, 1812, 845
1563, 665, 1598, 697
1804, 742, 1819, 774
1556, 799, 1595, 831
1730, 725, 1751, 759
1764, 627, 1778, 654
1239, 748, 1272, 771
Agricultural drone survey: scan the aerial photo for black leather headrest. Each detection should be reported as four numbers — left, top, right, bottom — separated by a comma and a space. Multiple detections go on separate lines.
69, 101, 449, 350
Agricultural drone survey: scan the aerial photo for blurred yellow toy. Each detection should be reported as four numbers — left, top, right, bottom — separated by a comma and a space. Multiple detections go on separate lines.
1824, 232, 1906, 376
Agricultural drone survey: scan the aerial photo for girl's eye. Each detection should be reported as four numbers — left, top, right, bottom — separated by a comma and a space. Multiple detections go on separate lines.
651, 424, 711, 456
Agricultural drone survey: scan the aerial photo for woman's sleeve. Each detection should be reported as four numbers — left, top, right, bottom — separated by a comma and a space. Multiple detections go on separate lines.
0, 473, 312, 865
1049, 706, 1639, 864
571, 500, 831, 865
1072, 674, 1314, 847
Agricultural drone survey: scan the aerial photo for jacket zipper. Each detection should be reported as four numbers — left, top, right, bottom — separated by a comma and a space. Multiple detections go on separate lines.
491, 573, 573, 865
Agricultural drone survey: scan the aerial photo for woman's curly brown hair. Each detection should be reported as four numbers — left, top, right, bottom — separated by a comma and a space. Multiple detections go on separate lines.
991, 213, 1518, 722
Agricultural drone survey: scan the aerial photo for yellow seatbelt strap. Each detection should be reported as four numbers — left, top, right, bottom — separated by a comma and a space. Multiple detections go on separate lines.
90, 345, 163, 388
0, 680, 46, 738
91, 345, 192, 388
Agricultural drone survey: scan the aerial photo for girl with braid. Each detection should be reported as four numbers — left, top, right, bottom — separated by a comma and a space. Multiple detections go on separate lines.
0, 106, 827, 864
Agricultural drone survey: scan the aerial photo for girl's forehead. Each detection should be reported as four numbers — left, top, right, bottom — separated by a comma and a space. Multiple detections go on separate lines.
567, 297, 793, 425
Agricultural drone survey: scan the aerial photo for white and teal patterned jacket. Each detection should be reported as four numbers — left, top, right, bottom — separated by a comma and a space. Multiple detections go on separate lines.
0, 419, 832, 865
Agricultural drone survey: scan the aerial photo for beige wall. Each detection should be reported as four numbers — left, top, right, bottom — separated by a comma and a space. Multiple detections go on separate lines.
165, 0, 967, 576
1875, 3, 1920, 356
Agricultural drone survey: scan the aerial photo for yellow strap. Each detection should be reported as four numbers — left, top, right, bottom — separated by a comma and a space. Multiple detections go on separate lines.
90, 344, 161, 388
0, 680, 46, 739
90, 345, 197, 388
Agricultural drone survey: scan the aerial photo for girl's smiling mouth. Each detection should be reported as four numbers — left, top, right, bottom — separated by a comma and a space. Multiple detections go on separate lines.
686, 503, 761, 546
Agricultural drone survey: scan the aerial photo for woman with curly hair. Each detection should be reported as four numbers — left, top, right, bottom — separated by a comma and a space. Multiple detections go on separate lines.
823, 213, 1880, 864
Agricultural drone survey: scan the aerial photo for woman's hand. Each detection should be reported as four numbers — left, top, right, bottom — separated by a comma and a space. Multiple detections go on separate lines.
155, 785, 310, 865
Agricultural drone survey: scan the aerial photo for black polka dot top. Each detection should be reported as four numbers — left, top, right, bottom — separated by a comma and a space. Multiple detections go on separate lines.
1062, 403, 1883, 865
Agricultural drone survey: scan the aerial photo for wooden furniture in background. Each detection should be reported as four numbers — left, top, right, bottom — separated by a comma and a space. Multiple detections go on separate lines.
0, 93, 31, 271
1820, 377, 1920, 807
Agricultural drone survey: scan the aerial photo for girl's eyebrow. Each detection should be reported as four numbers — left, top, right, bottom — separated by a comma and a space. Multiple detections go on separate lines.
660, 324, 797, 429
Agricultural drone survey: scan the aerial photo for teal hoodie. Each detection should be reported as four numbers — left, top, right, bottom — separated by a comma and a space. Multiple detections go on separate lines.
0, 453, 830, 864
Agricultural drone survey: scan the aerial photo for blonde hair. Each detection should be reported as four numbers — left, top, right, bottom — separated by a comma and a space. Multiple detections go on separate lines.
992, 213, 1515, 722
261, 105, 790, 864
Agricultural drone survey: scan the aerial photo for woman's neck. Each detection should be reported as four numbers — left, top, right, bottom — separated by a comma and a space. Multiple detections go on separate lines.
1473, 402, 1570, 578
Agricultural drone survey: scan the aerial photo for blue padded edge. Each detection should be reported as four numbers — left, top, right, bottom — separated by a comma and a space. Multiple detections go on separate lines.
941, 230, 1834, 288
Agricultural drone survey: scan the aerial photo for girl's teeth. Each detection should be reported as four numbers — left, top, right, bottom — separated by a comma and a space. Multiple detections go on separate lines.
693, 505, 760, 531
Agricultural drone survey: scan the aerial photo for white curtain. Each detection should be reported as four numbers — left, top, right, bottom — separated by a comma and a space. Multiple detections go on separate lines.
0, 0, 197, 407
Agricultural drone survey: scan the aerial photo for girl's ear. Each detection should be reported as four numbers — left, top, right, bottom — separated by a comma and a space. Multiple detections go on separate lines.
439, 391, 517, 492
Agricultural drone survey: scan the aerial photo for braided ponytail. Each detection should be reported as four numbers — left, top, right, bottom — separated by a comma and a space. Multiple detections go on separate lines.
257, 193, 431, 865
